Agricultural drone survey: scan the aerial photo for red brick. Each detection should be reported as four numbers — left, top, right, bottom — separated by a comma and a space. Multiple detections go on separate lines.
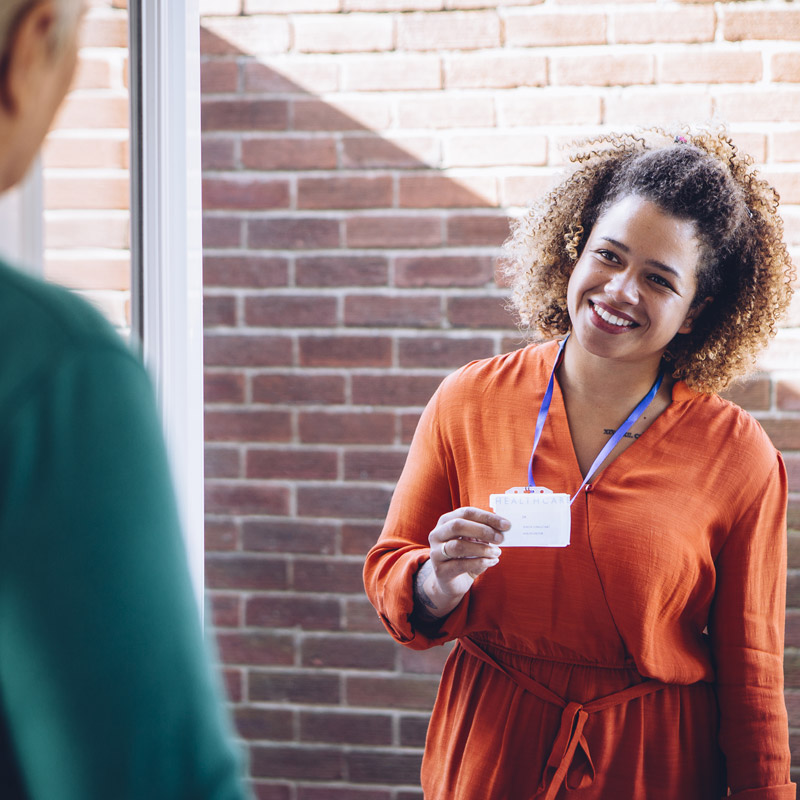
444, 52, 546, 89
46, 215, 129, 250
234, 707, 294, 742
80, 15, 128, 48
45, 175, 129, 210
724, 8, 800, 42
73, 56, 113, 90
248, 218, 341, 250
201, 16, 290, 54
205, 519, 240, 552
204, 256, 289, 288
398, 173, 498, 208
242, 520, 339, 555
53, 94, 129, 130
246, 0, 339, 11
347, 751, 425, 788
719, 375, 771, 411
205, 446, 241, 479
772, 53, 800, 84
202, 100, 288, 132
402, 410, 425, 443
341, 55, 442, 92
763, 419, 800, 452
44, 257, 130, 291
205, 481, 290, 515
344, 294, 442, 327
445, 133, 547, 168
399, 715, 429, 748
401, 645, 452, 675
202, 137, 237, 170
715, 91, 800, 123
241, 137, 338, 170
343, 0, 441, 9
397, 11, 501, 51
778, 379, 800, 411
210, 593, 241, 628
293, 558, 369, 593
43, 135, 127, 170
299, 711, 392, 746
345, 597, 387, 633
604, 91, 713, 127
203, 216, 242, 248
351, 374, 443, 406
299, 336, 392, 367
344, 449, 412, 482
303, 635, 396, 669
249, 670, 341, 705
200, 0, 242, 16
773, 131, 800, 163
206, 554, 289, 590
447, 295, 515, 329
395, 256, 496, 288
295, 485, 394, 519
246, 595, 342, 631
241, 59, 339, 94
615, 7, 714, 44
246, 448, 338, 480
504, 11, 606, 46
346, 675, 440, 709
761, 170, 800, 204
201, 60, 239, 94
203, 178, 290, 211
785, 650, 800, 688
204, 294, 237, 327
785, 454, 800, 493
657, 52, 762, 85
551, 53, 655, 87
252, 373, 346, 405
292, 13, 394, 54
220, 668, 243, 703
205, 335, 293, 367
294, 98, 392, 132
786, 609, 800, 648
217, 632, 294, 667
498, 92, 602, 126
397, 95, 494, 129
245, 295, 338, 327
341, 136, 434, 170
398, 335, 495, 368
345, 215, 442, 249
205, 409, 291, 442
446, 214, 509, 247
296, 256, 389, 287
298, 176, 393, 210
250, 746, 344, 781
299, 411, 395, 444
342, 522, 385, 556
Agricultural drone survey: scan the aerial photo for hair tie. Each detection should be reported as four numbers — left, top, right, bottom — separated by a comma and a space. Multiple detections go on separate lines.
674, 135, 688, 144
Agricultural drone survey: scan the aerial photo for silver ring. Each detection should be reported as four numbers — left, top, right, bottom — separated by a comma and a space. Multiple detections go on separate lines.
442, 541, 453, 560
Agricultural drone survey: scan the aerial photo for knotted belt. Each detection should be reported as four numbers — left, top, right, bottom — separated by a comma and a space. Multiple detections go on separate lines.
458, 637, 669, 799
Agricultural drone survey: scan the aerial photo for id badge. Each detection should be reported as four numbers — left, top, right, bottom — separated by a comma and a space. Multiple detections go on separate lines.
489, 487, 570, 547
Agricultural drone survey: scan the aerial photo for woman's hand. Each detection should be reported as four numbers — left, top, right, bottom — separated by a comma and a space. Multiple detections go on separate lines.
412, 507, 508, 624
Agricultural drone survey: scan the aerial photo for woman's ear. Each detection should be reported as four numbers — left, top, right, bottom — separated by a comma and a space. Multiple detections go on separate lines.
679, 296, 713, 334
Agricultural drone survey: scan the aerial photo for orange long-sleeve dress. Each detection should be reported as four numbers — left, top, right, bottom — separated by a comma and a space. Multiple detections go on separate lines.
363, 341, 794, 800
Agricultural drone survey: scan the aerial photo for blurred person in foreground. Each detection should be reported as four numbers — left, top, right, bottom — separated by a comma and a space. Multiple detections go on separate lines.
365, 128, 796, 799
0, 2, 248, 798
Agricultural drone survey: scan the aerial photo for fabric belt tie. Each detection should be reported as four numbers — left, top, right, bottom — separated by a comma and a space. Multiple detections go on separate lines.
458, 637, 669, 800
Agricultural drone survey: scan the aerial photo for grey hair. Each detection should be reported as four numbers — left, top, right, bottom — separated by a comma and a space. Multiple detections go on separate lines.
0, 0, 83, 59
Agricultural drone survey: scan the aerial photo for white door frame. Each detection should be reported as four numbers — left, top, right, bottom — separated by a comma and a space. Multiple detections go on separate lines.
129, 0, 205, 612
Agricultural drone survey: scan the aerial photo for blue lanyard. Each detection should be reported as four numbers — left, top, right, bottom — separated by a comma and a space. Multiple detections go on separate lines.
527, 336, 664, 504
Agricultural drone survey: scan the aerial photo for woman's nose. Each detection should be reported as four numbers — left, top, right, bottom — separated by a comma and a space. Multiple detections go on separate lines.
605, 270, 639, 304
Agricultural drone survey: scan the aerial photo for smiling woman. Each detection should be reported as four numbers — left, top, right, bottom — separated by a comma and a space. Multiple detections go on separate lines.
364, 127, 797, 799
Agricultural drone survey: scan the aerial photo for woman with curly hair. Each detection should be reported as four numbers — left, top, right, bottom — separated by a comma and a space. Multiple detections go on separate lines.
364, 128, 796, 799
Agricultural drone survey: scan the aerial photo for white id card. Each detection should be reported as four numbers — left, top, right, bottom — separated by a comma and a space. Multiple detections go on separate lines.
489, 487, 570, 547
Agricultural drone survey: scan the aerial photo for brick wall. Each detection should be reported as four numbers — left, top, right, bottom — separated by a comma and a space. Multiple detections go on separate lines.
44, 0, 800, 797
200, 2, 800, 797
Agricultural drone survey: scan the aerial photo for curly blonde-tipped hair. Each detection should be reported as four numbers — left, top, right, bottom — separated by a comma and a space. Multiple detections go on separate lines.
500, 127, 795, 393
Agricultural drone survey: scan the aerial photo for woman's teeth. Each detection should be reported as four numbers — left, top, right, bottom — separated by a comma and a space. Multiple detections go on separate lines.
593, 303, 634, 327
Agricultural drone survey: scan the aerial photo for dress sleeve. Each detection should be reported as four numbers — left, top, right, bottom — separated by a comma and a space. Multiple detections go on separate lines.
363, 377, 472, 650
0, 345, 249, 800
709, 454, 795, 799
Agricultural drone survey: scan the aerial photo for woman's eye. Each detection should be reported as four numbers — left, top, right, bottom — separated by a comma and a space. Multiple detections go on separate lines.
649, 274, 674, 290
595, 249, 619, 263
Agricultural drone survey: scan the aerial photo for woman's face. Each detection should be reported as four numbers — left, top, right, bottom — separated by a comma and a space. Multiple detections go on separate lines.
566, 194, 706, 371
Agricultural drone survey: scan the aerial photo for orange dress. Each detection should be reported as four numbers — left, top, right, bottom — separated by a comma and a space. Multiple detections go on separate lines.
363, 341, 794, 800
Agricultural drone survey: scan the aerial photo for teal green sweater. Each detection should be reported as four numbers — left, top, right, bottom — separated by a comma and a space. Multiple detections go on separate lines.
0, 260, 247, 799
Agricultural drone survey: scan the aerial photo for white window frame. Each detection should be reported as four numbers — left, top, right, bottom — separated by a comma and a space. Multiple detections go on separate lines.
129, 0, 205, 612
